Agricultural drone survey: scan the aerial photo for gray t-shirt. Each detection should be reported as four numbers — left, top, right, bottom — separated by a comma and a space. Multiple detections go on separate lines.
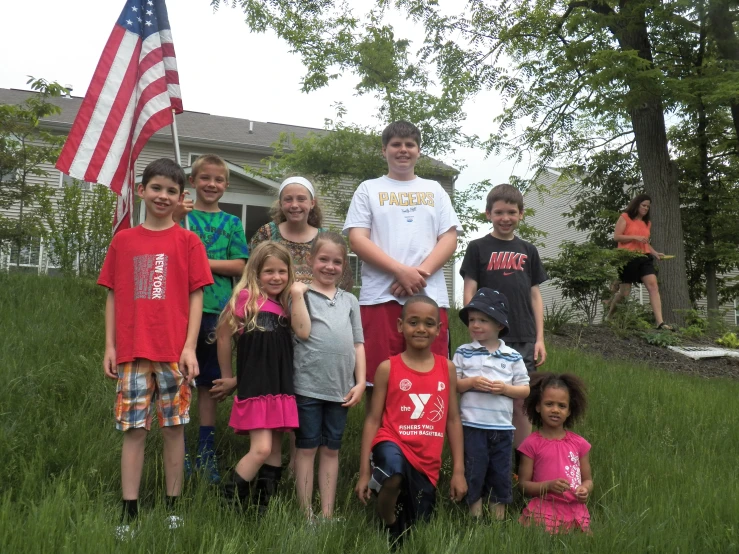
293, 288, 365, 402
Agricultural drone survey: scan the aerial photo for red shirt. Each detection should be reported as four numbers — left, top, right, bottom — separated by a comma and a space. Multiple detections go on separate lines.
98, 225, 213, 364
372, 354, 450, 485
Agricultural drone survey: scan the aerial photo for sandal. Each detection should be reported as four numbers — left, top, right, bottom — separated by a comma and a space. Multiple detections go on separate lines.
656, 322, 675, 331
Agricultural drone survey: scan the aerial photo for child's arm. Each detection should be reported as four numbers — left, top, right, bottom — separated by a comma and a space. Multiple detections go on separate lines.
389, 228, 458, 297
348, 228, 429, 296
211, 318, 237, 401
574, 453, 593, 503
355, 360, 389, 504
209, 258, 246, 277
290, 282, 311, 340
445, 361, 468, 501
343, 343, 366, 407
531, 285, 546, 366
103, 290, 117, 379
457, 375, 495, 393
490, 382, 530, 399
179, 289, 203, 384
462, 276, 478, 306
518, 454, 570, 497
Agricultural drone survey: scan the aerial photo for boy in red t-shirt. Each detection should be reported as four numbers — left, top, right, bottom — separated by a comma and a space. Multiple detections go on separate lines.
98, 158, 213, 539
355, 296, 467, 545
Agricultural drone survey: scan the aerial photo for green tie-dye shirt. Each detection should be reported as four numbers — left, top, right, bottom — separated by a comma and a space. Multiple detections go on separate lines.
185, 210, 249, 313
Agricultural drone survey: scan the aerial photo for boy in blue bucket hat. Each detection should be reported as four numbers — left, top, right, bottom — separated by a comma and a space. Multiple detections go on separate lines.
453, 288, 531, 520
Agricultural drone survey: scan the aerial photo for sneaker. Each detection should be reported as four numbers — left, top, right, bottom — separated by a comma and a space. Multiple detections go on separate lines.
114, 523, 137, 542
195, 451, 221, 484
167, 515, 184, 530
184, 452, 193, 480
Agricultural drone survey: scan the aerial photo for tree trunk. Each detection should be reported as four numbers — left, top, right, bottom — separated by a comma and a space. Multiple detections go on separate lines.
708, 0, 739, 141
613, 2, 692, 324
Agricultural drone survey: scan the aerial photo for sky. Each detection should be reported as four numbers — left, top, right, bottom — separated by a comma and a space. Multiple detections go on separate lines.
0, 0, 526, 301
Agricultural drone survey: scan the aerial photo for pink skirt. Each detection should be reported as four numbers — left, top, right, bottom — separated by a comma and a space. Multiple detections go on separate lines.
520, 497, 591, 533
229, 394, 299, 434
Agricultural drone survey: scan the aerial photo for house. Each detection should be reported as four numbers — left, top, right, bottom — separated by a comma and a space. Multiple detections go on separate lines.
0, 87, 459, 302
524, 168, 739, 326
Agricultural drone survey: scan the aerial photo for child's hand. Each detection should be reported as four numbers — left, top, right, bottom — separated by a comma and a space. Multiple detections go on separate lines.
103, 346, 117, 379
179, 346, 199, 384
574, 485, 589, 503
490, 380, 506, 395
172, 191, 193, 223
449, 471, 468, 502
471, 376, 495, 392
210, 377, 237, 401
342, 382, 366, 407
547, 478, 571, 495
391, 265, 430, 297
355, 474, 372, 505
290, 282, 309, 296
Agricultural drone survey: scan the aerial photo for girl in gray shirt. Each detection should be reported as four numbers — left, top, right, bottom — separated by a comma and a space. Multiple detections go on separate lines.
291, 232, 366, 521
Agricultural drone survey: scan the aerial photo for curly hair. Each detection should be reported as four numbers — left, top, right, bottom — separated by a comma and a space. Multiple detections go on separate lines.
524, 372, 588, 429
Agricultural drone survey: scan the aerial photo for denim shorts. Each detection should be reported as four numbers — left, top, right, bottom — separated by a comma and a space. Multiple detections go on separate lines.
369, 441, 437, 526
195, 313, 221, 388
463, 426, 514, 505
294, 395, 349, 450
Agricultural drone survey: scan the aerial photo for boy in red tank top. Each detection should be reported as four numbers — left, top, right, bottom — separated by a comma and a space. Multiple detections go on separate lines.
355, 296, 467, 545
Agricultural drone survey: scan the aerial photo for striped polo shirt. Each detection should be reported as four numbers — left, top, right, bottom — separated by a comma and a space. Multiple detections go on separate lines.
453, 340, 529, 430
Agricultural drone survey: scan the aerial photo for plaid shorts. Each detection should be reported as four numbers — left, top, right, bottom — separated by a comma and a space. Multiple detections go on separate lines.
115, 359, 191, 431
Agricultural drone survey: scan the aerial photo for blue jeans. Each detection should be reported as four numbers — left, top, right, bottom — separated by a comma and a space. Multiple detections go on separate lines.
463, 426, 514, 505
294, 395, 348, 450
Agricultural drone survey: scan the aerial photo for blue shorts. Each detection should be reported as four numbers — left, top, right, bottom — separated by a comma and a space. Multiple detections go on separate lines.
294, 395, 348, 450
369, 441, 436, 526
463, 426, 514, 505
195, 313, 221, 389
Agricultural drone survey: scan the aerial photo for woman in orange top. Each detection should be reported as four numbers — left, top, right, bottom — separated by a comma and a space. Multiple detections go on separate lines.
607, 194, 672, 330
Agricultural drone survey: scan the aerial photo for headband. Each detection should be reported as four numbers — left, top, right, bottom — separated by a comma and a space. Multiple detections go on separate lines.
279, 176, 315, 198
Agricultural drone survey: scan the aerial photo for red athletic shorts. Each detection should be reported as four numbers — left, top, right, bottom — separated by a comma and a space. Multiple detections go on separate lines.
361, 301, 449, 385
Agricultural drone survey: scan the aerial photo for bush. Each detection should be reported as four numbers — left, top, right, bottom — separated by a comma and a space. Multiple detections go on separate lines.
641, 330, 682, 347
544, 301, 575, 334
716, 332, 739, 349
608, 299, 654, 338
545, 242, 640, 324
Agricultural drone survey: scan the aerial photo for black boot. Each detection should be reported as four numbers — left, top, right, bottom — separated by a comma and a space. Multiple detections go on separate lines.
222, 470, 252, 509
254, 464, 282, 514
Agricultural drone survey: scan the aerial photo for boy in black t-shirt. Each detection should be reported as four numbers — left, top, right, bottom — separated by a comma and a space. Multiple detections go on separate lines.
459, 184, 547, 450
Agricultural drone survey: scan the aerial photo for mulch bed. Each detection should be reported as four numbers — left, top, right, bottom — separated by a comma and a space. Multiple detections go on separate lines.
546, 324, 739, 380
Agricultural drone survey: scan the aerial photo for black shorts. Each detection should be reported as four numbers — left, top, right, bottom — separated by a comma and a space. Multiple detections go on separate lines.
195, 313, 221, 388
369, 441, 437, 527
618, 254, 656, 285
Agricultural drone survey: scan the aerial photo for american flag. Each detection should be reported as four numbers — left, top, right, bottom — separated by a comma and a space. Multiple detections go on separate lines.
56, 0, 182, 232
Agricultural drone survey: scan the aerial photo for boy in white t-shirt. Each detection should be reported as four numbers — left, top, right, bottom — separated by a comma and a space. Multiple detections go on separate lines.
343, 120, 461, 409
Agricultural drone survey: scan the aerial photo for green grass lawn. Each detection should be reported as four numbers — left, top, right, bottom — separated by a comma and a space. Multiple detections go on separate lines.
1, 273, 738, 553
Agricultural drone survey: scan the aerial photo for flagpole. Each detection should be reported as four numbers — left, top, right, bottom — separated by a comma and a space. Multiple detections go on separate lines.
171, 108, 188, 230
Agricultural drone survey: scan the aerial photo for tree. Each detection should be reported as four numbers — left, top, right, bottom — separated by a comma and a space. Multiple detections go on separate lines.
0, 78, 66, 266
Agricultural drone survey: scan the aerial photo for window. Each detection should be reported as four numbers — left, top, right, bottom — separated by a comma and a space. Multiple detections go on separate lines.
0, 168, 16, 183
9, 237, 41, 267
188, 152, 202, 166
735, 299, 738, 326
60, 173, 93, 191
348, 253, 362, 288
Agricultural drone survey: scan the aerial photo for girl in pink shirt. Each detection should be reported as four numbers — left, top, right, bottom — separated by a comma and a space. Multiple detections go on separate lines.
517, 373, 593, 533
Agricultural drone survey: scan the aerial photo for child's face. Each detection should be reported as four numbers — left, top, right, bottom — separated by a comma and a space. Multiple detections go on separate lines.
137, 176, 183, 220
382, 136, 420, 179
310, 242, 344, 288
536, 386, 571, 429
258, 256, 289, 299
487, 200, 523, 239
190, 163, 228, 207
280, 184, 315, 224
397, 302, 440, 350
467, 310, 503, 344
